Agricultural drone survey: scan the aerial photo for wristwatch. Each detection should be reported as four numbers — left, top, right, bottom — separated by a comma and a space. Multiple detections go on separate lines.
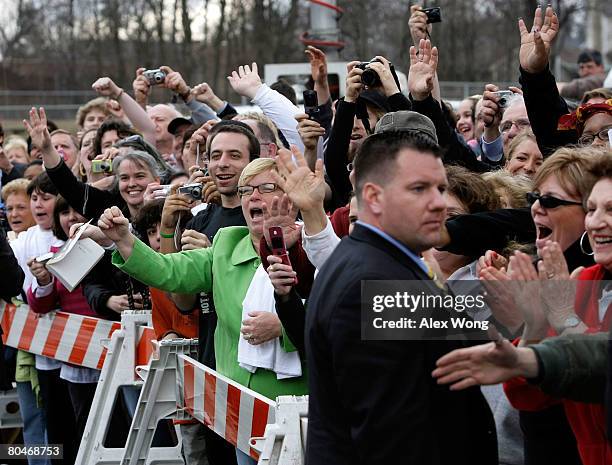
561, 315, 582, 332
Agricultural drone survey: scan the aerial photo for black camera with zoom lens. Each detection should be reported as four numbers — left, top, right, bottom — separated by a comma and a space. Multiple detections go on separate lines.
355, 59, 401, 91
178, 183, 203, 201
422, 7, 442, 24
143, 69, 166, 86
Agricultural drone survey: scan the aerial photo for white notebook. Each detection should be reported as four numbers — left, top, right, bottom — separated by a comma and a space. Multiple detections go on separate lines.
38, 222, 105, 292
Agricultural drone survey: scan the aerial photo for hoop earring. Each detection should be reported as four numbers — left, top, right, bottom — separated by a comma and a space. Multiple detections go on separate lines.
580, 231, 594, 256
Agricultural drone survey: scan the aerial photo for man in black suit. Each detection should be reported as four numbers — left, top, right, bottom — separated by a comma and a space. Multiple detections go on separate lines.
305, 112, 497, 465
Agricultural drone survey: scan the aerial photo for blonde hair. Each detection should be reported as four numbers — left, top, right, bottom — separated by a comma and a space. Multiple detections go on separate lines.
482, 171, 532, 208
505, 129, 539, 163
2, 178, 31, 202
532, 146, 606, 201
4, 136, 28, 153
233, 112, 284, 147
238, 158, 277, 187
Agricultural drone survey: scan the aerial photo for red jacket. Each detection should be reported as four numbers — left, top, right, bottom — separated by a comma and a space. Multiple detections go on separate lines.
504, 264, 612, 465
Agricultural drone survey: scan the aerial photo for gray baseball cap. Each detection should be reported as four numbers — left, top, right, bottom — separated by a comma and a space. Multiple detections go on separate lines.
374, 111, 438, 143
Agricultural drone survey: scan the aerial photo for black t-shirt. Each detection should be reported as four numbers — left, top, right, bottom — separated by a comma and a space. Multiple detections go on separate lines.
185, 203, 246, 240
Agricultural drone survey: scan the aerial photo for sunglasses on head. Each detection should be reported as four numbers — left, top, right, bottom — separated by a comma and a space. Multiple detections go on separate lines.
526, 192, 582, 209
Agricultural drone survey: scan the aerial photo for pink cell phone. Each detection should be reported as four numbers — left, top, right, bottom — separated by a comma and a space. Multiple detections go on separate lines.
269, 227, 297, 285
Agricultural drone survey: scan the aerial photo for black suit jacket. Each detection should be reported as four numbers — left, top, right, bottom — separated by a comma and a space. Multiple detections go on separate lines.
305, 224, 497, 465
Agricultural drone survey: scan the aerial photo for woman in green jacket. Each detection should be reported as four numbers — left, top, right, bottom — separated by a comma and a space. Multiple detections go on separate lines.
98, 158, 307, 403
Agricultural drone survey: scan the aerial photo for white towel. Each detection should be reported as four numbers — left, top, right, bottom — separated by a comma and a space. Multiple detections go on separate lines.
237, 264, 302, 379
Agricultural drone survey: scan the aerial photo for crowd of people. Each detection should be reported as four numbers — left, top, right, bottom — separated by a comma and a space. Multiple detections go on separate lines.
1, 4, 612, 465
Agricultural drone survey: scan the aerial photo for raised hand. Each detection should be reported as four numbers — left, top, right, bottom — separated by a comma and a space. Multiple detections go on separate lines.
191, 82, 225, 111
366, 56, 400, 96
408, 39, 438, 101
227, 63, 263, 99
262, 194, 301, 249
305, 46, 328, 84
133, 68, 152, 107
408, 5, 432, 46
295, 113, 325, 151
266, 254, 297, 296
92, 77, 123, 99
271, 145, 325, 212
160, 66, 191, 98
344, 62, 364, 103
518, 6, 559, 74
183, 122, 215, 170
23, 107, 53, 153
160, 185, 194, 231
479, 84, 502, 130
98, 206, 131, 244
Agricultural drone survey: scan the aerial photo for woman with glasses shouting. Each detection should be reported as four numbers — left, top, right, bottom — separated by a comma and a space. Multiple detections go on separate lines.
96, 156, 308, 464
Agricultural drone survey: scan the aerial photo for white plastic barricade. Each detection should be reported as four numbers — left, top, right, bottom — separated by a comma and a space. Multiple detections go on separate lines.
176, 354, 277, 461
120, 338, 198, 465
250, 396, 309, 465
75, 310, 184, 465
0, 388, 22, 429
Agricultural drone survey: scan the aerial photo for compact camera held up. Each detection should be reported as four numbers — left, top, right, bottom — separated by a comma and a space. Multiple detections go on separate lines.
91, 159, 113, 174
177, 183, 204, 201
422, 7, 442, 24
493, 90, 514, 109
143, 69, 166, 86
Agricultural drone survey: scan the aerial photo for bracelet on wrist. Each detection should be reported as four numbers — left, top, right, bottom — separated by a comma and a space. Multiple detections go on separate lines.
160, 231, 175, 239
114, 89, 124, 100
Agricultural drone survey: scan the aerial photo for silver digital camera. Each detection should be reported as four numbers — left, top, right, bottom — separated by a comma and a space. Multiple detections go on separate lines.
493, 90, 513, 109
143, 69, 166, 86
178, 183, 203, 201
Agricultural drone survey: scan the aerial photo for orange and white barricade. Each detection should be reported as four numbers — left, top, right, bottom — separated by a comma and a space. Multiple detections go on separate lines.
0, 301, 308, 465
1, 300, 121, 370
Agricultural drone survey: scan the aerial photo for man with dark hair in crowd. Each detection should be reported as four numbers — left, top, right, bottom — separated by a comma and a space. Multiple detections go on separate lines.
158, 119, 260, 465
305, 112, 497, 465
559, 49, 607, 101
270, 79, 297, 105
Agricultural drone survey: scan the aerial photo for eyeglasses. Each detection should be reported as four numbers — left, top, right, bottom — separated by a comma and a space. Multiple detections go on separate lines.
526, 192, 583, 209
237, 183, 279, 197
578, 126, 612, 146
500, 118, 531, 133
